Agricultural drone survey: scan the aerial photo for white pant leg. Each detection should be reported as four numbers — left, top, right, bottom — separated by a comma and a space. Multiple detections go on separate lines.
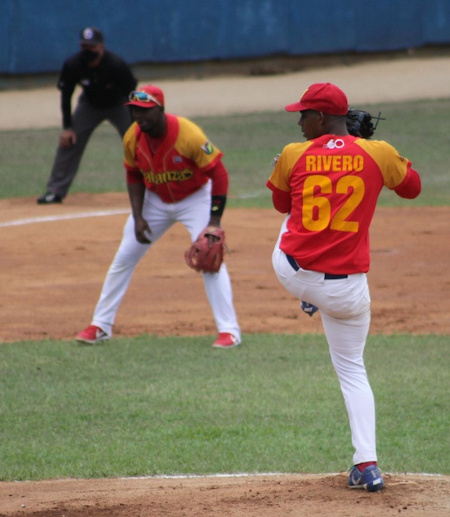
202, 263, 240, 339
320, 309, 377, 465
179, 183, 241, 340
92, 191, 173, 335
272, 241, 376, 465
93, 183, 240, 339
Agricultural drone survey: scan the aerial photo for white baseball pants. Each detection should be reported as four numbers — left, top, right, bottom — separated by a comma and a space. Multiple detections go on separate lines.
272, 217, 377, 465
91, 182, 240, 341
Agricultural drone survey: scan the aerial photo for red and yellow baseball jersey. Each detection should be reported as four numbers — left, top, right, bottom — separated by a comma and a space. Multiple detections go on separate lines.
267, 134, 421, 274
123, 114, 226, 203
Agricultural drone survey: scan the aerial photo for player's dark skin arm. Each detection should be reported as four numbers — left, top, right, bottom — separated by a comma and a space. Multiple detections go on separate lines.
204, 215, 223, 245
208, 214, 221, 227
127, 182, 152, 244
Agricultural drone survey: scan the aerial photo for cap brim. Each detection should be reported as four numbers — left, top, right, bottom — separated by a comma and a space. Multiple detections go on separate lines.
125, 100, 159, 108
285, 101, 307, 112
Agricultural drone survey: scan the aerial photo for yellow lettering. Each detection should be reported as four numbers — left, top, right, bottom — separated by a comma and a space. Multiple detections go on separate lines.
322, 156, 333, 171
354, 156, 364, 172
342, 155, 352, 171
142, 169, 194, 185
330, 176, 365, 232
332, 156, 342, 171
306, 155, 316, 171
306, 154, 364, 172
302, 174, 365, 233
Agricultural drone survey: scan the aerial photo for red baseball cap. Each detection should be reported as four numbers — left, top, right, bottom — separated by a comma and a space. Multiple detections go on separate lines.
285, 82, 348, 115
125, 85, 164, 108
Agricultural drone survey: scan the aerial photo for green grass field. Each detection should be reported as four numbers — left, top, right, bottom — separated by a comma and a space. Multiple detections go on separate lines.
1, 98, 450, 205
0, 99, 448, 482
0, 334, 448, 481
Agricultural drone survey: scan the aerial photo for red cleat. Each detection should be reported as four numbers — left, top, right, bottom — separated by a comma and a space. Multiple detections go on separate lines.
76, 325, 109, 345
212, 332, 241, 348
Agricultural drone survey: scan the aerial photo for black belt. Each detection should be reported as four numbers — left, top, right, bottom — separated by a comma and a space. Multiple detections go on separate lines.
286, 254, 348, 280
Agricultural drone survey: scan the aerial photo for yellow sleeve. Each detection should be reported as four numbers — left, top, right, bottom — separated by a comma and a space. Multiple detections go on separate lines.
355, 139, 410, 189
176, 117, 223, 169
123, 122, 139, 170
268, 142, 312, 191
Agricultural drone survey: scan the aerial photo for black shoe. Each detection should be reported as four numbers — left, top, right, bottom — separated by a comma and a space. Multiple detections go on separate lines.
37, 192, 62, 204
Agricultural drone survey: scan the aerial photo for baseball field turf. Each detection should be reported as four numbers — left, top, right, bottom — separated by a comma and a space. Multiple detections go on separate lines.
0, 98, 448, 482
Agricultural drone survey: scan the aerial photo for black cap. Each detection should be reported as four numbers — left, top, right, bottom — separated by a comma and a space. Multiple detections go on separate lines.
79, 27, 103, 46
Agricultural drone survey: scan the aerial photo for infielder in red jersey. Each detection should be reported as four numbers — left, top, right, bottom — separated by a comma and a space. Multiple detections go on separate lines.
76, 85, 240, 348
267, 83, 421, 492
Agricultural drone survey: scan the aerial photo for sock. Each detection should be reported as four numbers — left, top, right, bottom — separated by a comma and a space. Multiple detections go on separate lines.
357, 461, 377, 472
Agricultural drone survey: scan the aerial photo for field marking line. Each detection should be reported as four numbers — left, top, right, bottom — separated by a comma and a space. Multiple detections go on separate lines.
122, 471, 444, 480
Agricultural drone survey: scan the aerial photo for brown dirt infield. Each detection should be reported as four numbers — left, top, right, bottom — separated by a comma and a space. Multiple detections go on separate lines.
1, 473, 449, 517
0, 195, 449, 343
1, 55, 449, 516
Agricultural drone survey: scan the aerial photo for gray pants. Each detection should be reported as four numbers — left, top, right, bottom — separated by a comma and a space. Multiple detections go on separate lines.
45, 95, 133, 198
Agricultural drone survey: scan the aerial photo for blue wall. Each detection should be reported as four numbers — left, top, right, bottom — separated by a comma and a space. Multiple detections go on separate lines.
1, 0, 450, 75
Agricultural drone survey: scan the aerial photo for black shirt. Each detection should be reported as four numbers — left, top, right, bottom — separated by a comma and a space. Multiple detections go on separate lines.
57, 50, 137, 128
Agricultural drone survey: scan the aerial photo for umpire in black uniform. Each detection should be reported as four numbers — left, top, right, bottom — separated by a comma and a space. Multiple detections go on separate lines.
37, 27, 138, 204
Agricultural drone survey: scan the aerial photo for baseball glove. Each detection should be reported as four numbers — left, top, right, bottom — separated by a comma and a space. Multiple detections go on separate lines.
185, 226, 225, 273
346, 109, 384, 139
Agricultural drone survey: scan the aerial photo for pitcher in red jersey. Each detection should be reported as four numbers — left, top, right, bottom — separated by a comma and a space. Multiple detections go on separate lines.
267, 82, 421, 492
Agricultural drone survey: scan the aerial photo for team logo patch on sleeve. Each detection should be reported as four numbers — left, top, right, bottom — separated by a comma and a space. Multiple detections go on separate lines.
201, 141, 214, 154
